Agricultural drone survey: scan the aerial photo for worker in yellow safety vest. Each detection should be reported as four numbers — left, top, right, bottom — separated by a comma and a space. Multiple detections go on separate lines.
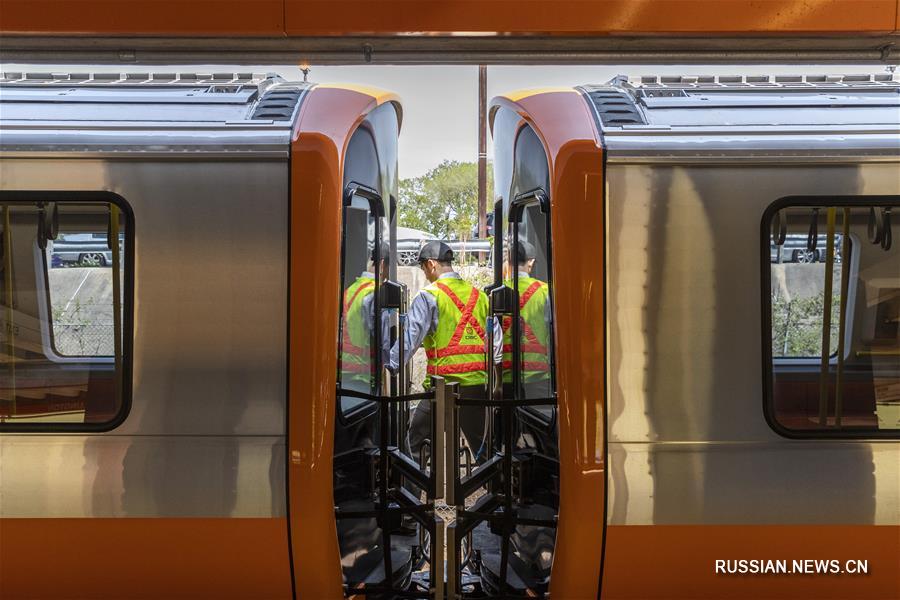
389, 241, 502, 464
340, 243, 390, 393
502, 240, 552, 400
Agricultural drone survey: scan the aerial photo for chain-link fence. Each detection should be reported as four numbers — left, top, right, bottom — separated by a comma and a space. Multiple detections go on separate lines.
52, 323, 115, 356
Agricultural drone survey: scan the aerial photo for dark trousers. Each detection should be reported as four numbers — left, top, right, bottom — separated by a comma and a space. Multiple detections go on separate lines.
407, 385, 489, 466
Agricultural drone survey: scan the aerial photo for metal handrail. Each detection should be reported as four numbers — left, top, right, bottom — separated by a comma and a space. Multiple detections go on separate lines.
818, 207, 837, 426
834, 208, 852, 428
109, 205, 123, 415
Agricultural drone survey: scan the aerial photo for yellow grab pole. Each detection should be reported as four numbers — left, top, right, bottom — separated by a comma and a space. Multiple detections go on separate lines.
818, 207, 836, 427
110, 205, 123, 406
834, 208, 852, 428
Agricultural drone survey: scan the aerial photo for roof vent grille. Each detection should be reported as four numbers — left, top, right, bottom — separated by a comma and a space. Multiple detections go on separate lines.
581, 87, 646, 127
250, 86, 303, 121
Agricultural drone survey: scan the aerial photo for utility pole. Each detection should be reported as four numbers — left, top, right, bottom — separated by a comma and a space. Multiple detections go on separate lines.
477, 65, 487, 240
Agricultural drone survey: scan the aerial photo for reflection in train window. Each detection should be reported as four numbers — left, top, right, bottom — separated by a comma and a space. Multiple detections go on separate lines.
765, 200, 899, 437
770, 233, 854, 359
44, 231, 125, 357
337, 194, 387, 417
0, 196, 131, 428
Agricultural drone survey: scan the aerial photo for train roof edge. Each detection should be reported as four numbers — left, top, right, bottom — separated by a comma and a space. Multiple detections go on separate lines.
0, 72, 403, 154
492, 72, 900, 134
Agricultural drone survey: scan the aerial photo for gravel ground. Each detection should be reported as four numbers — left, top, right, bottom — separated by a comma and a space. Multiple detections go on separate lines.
46, 265, 118, 355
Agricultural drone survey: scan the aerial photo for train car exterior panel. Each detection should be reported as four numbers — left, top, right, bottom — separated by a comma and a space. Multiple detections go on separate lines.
594, 76, 900, 599
601, 524, 899, 599
605, 162, 900, 444
2, 0, 899, 35
0, 158, 290, 438
0, 0, 285, 35
0, 517, 293, 599
0, 75, 407, 600
0, 435, 284, 518
284, 0, 900, 35
606, 442, 899, 525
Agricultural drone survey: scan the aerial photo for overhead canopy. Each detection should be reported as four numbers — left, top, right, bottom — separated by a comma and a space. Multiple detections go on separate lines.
1, 1, 898, 64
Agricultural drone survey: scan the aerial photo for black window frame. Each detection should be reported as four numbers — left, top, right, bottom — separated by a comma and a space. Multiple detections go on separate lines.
0, 191, 135, 433
761, 194, 900, 440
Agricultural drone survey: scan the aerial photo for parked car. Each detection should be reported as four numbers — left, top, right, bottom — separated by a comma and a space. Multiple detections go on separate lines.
770, 233, 843, 264
49, 232, 123, 267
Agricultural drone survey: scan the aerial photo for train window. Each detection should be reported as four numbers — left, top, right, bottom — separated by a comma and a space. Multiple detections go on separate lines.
0, 194, 131, 429
764, 199, 899, 438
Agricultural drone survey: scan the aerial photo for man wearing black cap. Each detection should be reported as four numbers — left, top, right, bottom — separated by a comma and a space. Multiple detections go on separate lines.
389, 240, 502, 464
503, 239, 552, 401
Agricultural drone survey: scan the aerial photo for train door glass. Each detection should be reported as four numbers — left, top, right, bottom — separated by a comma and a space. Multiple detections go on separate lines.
0, 196, 130, 428
334, 183, 443, 598
446, 188, 558, 599
765, 199, 899, 437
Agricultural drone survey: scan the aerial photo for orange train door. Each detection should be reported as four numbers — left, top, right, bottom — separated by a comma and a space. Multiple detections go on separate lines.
289, 84, 446, 599
462, 91, 606, 599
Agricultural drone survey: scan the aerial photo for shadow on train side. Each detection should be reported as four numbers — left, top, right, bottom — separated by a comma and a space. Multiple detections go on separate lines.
632, 165, 875, 525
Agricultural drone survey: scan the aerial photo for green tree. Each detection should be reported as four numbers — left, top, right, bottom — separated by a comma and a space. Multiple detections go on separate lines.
399, 160, 492, 240
772, 293, 842, 357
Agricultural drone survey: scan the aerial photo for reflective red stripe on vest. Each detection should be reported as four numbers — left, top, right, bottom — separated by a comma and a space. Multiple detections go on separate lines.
341, 344, 370, 357
502, 343, 546, 354
426, 344, 485, 359
501, 360, 550, 372
340, 361, 372, 374
344, 281, 374, 313
519, 280, 543, 309
501, 318, 548, 355
427, 361, 486, 375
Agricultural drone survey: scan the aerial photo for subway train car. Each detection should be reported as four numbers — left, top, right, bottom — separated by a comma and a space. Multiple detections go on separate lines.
0, 72, 406, 599
488, 73, 900, 599
2, 69, 899, 600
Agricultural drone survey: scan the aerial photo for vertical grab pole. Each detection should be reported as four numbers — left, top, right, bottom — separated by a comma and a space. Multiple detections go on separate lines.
2, 205, 15, 415
397, 287, 406, 450
834, 208, 852, 428
398, 287, 408, 396
109, 205, 123, 410
496, 214, 522, 595
443, 380, 459, 507
818, 207, 836, 427
444, 379, 461, 599
432, 376, 446, 501
433, 514, 446, 600
432, 377, 449, 599
446, 521, 459, 600
374, 216, 396, 592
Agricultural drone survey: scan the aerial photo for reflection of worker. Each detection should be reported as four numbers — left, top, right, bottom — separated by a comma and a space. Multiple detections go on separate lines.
340, 243, 390, 391
503, 240, 552, 398
389, 241, 501, 463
